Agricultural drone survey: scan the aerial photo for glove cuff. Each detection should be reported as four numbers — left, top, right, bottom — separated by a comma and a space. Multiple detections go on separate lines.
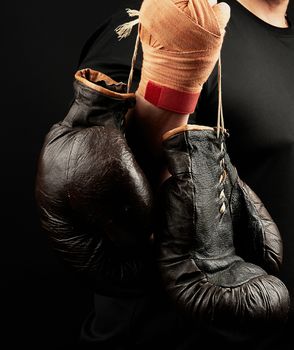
75, 68, 135, 100
162, 124, 216, 141
64, 69, 136, 129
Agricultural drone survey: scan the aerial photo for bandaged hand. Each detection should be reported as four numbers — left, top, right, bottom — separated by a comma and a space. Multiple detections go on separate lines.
137, 0, 230, 114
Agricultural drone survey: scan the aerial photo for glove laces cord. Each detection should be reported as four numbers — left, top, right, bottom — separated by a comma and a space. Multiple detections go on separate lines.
217, 55, 225, 139
114, 9, 140, 93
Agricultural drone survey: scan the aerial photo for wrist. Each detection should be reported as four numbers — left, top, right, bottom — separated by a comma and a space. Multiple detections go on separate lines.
137, 78, 201, 115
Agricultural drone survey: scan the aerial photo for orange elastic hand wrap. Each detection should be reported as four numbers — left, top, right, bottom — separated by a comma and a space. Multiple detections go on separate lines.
137, 0, 230, 114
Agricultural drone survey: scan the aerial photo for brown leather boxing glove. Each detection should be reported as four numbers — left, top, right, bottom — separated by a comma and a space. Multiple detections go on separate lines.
35, 69, 154, 295
155, 124, 290, 327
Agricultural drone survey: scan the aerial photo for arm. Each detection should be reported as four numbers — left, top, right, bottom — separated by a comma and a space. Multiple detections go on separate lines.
126, 94, 189, 190
125, 0, 230, 191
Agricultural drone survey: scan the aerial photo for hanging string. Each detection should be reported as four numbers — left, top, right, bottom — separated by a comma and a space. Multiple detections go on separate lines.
115, 9, 140, 40
127, 27, 140, 93
114, 8, 140, 93
217, 54, 225, 138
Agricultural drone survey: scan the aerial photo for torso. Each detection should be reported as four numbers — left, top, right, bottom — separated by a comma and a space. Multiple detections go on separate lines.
192, 0, 294, 302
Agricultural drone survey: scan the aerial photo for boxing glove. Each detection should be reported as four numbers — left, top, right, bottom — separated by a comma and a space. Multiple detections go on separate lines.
155, 124, 290, 326
35, 68, 154, 295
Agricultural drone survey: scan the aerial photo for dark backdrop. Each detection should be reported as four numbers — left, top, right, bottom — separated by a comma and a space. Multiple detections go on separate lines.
2, 1, 130, 348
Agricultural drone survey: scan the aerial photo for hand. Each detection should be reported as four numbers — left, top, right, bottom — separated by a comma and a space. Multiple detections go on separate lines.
137, 0, 231, 114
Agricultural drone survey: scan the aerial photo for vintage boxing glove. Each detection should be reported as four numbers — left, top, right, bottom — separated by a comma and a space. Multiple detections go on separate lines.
155, 124, 290, 326
35, 69, 154, 295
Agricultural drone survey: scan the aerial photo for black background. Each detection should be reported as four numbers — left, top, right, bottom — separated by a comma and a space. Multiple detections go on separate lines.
2, 1, 130, 348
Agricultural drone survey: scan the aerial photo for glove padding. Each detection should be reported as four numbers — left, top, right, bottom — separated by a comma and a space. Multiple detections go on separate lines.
232, 177, 283, 276
155, 125, 290, 326
35, 69, 153, 295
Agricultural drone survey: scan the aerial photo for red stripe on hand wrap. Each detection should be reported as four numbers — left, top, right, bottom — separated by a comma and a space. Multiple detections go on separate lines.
144, 81, 200, 115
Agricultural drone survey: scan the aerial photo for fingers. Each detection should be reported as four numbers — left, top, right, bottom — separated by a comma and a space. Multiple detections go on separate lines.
212, 2, 231, 31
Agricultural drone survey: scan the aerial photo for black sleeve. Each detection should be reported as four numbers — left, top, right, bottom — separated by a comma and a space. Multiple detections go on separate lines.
77, 4, 143, 90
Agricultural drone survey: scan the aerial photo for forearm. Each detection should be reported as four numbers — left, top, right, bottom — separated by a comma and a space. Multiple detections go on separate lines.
125, 93, 189, 190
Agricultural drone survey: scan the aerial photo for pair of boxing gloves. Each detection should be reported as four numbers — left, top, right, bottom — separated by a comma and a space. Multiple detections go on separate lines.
35, 0, 290, 327
35, 67, 290, 326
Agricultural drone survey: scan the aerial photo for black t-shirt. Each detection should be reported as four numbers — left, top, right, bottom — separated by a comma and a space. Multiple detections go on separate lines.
194, 0, 294, 306
77, 1, 294, 347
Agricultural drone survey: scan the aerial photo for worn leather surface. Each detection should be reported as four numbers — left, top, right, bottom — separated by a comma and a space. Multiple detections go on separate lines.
156, 128, 290, 326
35, 72, 154, 296
231, 176, 283, 276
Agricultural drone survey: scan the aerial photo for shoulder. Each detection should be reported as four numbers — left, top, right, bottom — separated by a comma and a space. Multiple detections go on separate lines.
287, 1, 294, 22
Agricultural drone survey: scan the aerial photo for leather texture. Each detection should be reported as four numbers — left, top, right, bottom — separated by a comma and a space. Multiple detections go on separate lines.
156, 128, 290, 326
35, 70, 154, 296
232, 177, 283, 276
